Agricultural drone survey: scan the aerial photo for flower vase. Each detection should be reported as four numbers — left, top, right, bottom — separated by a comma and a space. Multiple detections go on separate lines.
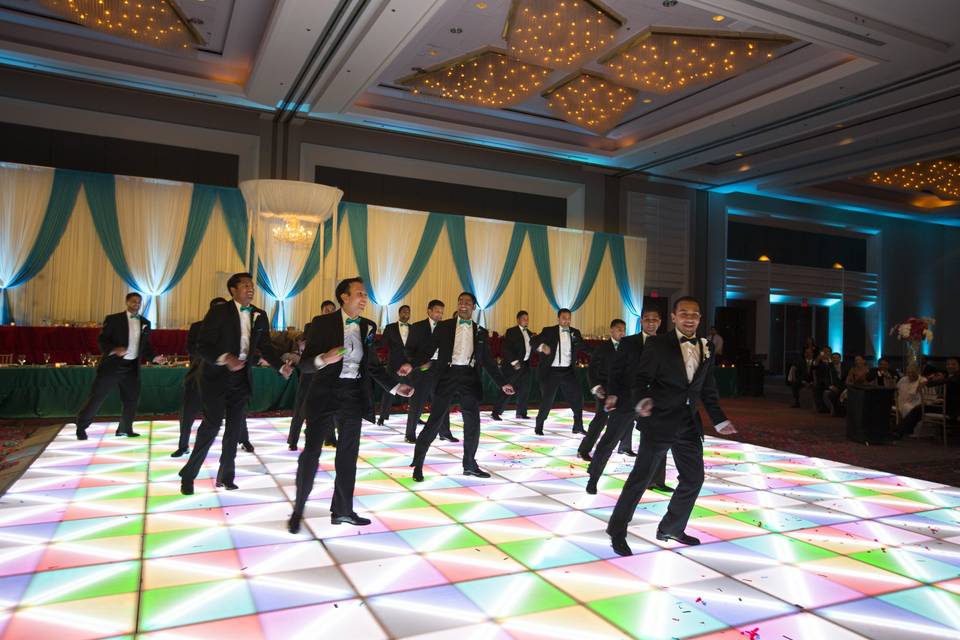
903, 340, 921, 368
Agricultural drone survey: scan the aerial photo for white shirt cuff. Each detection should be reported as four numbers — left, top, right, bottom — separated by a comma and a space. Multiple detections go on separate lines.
314, 354, 328, 369
591, 385, 602, 395
389, 384, 402, 395
715, 420, 731, 431
511, 360, 519, 366
216, 352, 230, 366
537, 344, 547, 353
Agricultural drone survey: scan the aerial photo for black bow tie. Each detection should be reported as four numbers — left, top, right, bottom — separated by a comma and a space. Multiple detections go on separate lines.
679, 335, 698, 344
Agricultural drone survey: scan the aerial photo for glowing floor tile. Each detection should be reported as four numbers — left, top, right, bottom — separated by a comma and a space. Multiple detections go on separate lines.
588, 590, 728, 639
734, 565, 864, 608
455, 572, 575, 618
611, 549, 722, 586
138, 578, 256, 632
817, 597, 959, 639
141, 549, 241, 589
669, 576, 800, 626
367, 584, 488, 637
340, 553, 449, 596
498, 536, 598, 570
878, 585, 960, 630
537, 559, 652, 601
36, 533, 142, 571
137, 614, 265, 640
21, 560, 140, 607
142, 526, 235, 559
435, 501, 517, 524
676, 541, 782, 575
465, 517, 552, 544
702, 612, 868, 640
322, 531, 415, 564
502, 604, 632, 640
796, 556, 922, 595
425, 544, 528, 582
849, 547, 960, 583
396, 524, 488, 553
1, 592, 137, 640
247, 566, 356, 611
257, 600, 387, 640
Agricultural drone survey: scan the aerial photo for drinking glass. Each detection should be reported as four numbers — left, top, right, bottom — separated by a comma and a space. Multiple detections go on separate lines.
17, 354, 27, 366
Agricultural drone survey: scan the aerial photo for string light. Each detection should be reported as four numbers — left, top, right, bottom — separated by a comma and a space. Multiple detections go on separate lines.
503, 0, 623, 69
398, 47, 552, 108
271, 216, 314, 246
37, 0, 203, 50
599, 27, 791, 94
869, 159, 960, 200
542, 72, 636, 133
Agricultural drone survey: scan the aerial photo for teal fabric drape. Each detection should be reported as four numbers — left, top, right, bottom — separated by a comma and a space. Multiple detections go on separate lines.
446, 217, 526, 323
0, 169, 82, 324
390, 213, 445, 305
608, 234, 643, 332
81, 172, 140, 291
524, 224, 560, 310
161, 184, 217, 294
258, 216, 330, 330
218, 188, 249, 265
569, 233, 609, 312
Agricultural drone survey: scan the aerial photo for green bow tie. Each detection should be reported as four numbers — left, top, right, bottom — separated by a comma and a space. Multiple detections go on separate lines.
345, 317, 361, 325
561, 328, 570, 333
399, 322, 409, 327
458, 318, 472, 325
239, 305, 253, 312
613, 342, 619, 350
128, 314, 140, 320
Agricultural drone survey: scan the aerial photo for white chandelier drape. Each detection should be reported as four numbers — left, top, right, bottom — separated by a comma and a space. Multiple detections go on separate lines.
0, 163, 54, 290
367, 206, 431, 325
549, 227, 595, 309
464, 217, 515, 326
114, 176, 194, 323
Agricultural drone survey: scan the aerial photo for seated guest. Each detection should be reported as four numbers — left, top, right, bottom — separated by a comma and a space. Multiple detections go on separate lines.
919, 355, 939, 378
813, 347, 834, 413
894, 364, 927, 438
868, 357, 898, 388
845, 355, 871, 386
926, 357, 960, 421
823, 352, 846, 416
803, 336, 818, 355
789, 347, 816, 408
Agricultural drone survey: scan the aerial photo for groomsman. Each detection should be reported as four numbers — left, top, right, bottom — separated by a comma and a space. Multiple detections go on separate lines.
320, 300, 337, 314
288, 277, 413, 533
172, 297, 226, 457
606, 297, 736, 556
179, 273, 293, 495
404, 300, 455, 443
377, 304, 413, 425
531, 308, 588, 435
75, 292, 166, 440
492, 311, 534, 420
411, 292, 513, 482
578, 319, 627, 459
286, 325, 312, 451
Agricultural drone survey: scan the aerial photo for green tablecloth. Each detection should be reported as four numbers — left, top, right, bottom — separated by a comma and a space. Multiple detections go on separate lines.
0, 366, 298, 420
0, 364, 737, 420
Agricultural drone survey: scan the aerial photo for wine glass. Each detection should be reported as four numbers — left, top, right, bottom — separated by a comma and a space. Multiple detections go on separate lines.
42, 352, 51, 365
17, 354, 27, 366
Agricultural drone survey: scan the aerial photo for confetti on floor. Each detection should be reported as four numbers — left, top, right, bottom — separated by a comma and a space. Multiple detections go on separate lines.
0, 409, 958, 639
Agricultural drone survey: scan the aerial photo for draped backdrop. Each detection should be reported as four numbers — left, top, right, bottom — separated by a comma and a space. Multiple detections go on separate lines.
1, 162, 647, 335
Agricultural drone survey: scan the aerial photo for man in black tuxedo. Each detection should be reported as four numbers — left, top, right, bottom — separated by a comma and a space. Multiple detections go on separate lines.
789, 347, 817, 408
403, 300, 455, 443
288, 278, 413, 533
579, 319, 626, 457
607, 297, 737, 556
178, 273, 293, 495
584, 309, 673, 492
531, 308, 588, 435
286, 325, 313, 451
812, 346, 834, 413
172, 297, 226, 457
411, 292, 514, 482
75, 292, 166, 440
377, 304, 413, 425
492, 310, 535, 420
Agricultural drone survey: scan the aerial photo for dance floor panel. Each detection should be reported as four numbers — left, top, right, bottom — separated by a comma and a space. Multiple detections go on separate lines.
1, 410, 959, 639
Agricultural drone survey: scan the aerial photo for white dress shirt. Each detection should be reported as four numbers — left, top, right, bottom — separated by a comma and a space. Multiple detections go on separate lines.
399, 322, 410, 345
430, 319, 439, 360
552, 328, 572, 367
236, 301, 251, 361
339, 317, 362, 379
124, 314, 141, 360
451, 319, 475, 366
896, 376, 926, 418
511, 326, 532, 366
676, 329, 732, 432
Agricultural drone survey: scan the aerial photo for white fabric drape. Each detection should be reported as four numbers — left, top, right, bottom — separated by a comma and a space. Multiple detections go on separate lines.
622, 236, 648, 330
464, 217, 515, 325
0, 163, 54, 289
366, 206, 430, 325
549, 227, 594, 309
115, 176, 193, 323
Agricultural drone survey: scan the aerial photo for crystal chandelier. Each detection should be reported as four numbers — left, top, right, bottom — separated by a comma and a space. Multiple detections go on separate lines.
870, 159, 960, 201
503, 0, 622, 69
599, 27, 792, 94
36, 0, 204, 51
543, 73, 636, 133
399, 47, 552, 108
271, 216, 315, 246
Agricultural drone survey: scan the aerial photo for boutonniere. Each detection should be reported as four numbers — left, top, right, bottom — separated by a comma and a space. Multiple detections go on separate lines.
252, 311, 261, 325
702, 337, 712, 358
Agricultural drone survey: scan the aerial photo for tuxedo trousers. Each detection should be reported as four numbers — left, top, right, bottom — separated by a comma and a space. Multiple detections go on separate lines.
406, 364, 451, 440
585, 410, 636, 481
287, 371, 313, 447
493, 362, 532, 416
581, 398, 633, 455
177, 373, 203, 451
179, 369, 250, 485
606, 419, 703, 538
536, 367, 584, 429
76, 359, 140, 435
413, 366, 483, 471
293, 380, 363, 517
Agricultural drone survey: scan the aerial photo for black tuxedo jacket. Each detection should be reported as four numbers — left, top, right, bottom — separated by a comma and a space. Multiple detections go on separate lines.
530, 325, 588, 378
501, 326, 534, 366
197, 301, 283, 394
379, 322, 410, 373
607, 333, 652, 403
417, 318, 506, 395
588, 340, 620, 390
299, 310, 396, 414
184, 320, 203, 382
405, 318, 439, 365
630, 332, 727, 439
96, 311, 155, 371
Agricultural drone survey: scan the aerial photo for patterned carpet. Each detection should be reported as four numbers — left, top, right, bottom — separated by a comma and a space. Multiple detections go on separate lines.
0, 410, 958, 639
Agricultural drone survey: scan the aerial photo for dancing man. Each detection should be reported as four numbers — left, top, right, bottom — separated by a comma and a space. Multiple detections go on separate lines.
531, 308, 588, 435
491, 310, 534, 420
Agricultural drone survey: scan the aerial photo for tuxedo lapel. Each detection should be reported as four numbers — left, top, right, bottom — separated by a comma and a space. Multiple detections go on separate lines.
229, 303, 241, 353
334, 309, 345, 346
668, 332, 690, 385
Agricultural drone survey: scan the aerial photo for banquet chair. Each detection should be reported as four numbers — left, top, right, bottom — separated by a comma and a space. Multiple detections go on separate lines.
0, 354, 12, 365
921, 384, 948, 444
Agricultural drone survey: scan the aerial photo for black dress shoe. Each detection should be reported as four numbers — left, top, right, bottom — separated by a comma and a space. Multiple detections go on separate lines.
76, 429, 88, 441
618, 449, 637, 457
170, 448, 188, 458
516, 414, 530, 420
116, 431, 140, 437
412, 467, 425, 482
610, 535, 633, 557
650, 483, 674, 493
534, 427, 544, 435
572, 427, 586, 435
418, 419, 427, 426
376, 418, 385, 426
491, 412, 502, 421
240, 441, 254, 453
463, 468, 491, 478
180, 480, 194, 495
288, 444, 298, 451
585, 479, 598, 495
331, 513, 372, 526
578, 450, 593, 462
215, 479, 239, 490
405, 436, 417, 444
656, 529, 700, 545
287, 512, 302, 534
324, 438, 337, 447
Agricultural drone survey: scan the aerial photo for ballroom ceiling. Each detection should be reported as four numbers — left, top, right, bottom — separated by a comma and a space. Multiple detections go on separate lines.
1, 0, 960, 221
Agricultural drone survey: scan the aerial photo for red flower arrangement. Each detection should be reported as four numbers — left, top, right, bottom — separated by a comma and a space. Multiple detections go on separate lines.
889, 316, 935, 343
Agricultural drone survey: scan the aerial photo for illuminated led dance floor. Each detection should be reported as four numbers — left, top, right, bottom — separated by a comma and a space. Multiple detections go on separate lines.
1, 409, 959, 639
